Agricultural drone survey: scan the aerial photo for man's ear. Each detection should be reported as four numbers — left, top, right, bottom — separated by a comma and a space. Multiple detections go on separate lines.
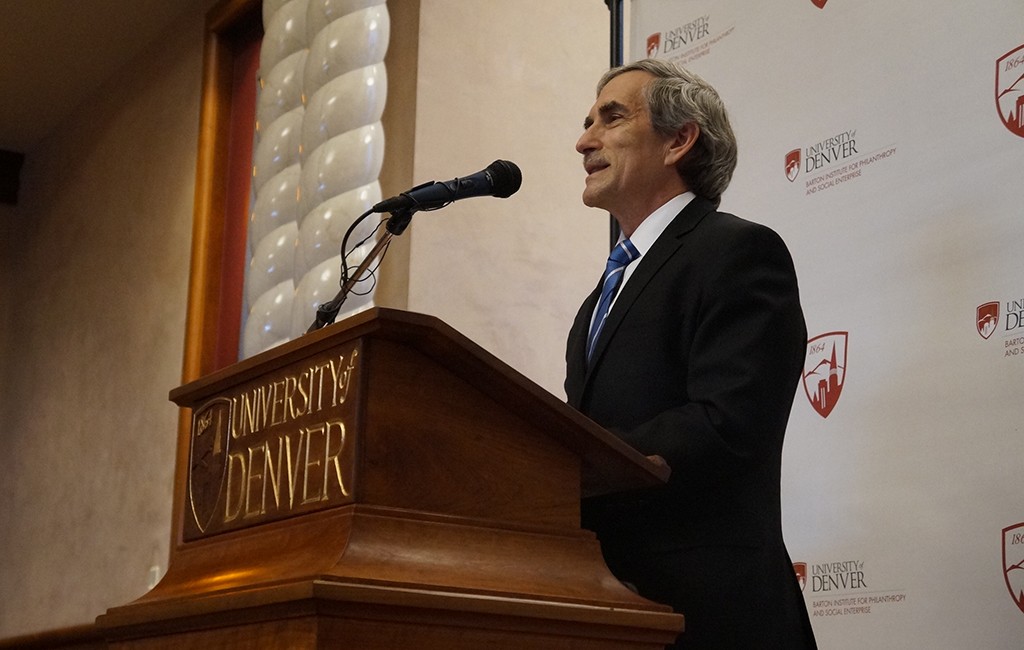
664, 122, 699, 166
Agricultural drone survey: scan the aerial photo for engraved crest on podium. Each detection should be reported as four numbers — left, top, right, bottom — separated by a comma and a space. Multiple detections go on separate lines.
189, 397, 232, 533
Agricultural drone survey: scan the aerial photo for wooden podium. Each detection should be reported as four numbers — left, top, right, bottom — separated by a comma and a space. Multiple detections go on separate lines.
97, 309, 684, 648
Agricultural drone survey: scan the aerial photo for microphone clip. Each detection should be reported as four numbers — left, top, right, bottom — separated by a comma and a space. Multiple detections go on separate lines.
384, 208, 415, 236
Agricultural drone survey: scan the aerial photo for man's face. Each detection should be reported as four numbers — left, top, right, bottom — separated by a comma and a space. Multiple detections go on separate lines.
576, 70, 680, 229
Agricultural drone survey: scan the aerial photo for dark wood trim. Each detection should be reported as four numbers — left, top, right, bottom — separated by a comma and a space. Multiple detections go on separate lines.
0, 624, 106, 649
0, 148, 25, 205
180, 0, 261, 385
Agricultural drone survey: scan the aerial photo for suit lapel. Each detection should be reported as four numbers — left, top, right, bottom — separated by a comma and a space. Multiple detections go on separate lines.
583, 197, 716, 382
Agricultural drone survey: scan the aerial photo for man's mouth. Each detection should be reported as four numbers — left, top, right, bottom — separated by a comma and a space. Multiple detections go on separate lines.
584, 160, 609, 176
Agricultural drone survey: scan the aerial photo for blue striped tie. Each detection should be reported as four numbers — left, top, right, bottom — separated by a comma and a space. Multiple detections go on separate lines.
587, 239, 641, 361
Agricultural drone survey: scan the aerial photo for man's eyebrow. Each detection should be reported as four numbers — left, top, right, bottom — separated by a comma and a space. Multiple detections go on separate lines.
583, 100, 629, 129
598, 100, 628, 118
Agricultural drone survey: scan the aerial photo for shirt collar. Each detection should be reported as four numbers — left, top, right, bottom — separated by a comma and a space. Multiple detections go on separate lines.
621, 192, 695, 255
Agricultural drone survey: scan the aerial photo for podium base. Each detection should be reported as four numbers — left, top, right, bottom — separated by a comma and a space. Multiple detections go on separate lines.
98, 506, 683, 648
102, 580, 681, 649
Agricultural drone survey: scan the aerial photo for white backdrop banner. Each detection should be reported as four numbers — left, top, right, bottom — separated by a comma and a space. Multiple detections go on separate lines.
629, 1, 1024, 648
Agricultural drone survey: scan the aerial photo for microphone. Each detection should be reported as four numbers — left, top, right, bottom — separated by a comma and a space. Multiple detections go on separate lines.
372, 160, 522, 214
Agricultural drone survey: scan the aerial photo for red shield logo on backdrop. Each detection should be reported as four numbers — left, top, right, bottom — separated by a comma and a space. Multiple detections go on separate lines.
977, 301, 999, 339
1003, 523, 1024, 614
997, 44, 1024, 138
785, 149, 801, 182
811, 0, 827, 8
803, 331, 847, 419
647, 33, 661, 58
793, 563, 807, 592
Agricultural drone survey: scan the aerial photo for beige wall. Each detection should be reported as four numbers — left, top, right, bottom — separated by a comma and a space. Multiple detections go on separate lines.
0, 0, 611, 638
0, 6, 209, 638
408, 0, 609, 397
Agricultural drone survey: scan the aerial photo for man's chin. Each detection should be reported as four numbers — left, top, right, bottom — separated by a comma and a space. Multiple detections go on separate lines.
581, 188, 606, 211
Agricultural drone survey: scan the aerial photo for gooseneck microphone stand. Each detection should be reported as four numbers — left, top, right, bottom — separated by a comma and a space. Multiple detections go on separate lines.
305, 208, 413, 333
305, 159, 522, 333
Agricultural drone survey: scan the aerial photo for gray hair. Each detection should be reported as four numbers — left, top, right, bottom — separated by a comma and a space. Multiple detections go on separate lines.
598, 59, 738, 206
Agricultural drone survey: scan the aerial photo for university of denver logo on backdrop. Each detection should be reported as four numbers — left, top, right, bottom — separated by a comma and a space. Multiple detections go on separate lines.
811, 0, 828, 8
794, 563, 808, 592
997, 44, 1024, 138
785, 149, 801, 182
1003, 523, 1024, 614
803, 332, 847, 418
645, 15, 726, 66
646, 33, 661, 58
977, 301, 1000, 339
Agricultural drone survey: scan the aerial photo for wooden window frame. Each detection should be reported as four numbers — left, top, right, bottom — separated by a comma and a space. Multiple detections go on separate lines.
172, 0, 261, 547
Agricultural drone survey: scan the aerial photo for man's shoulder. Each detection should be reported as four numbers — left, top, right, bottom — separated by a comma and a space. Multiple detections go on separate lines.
683, 204, 783, 244
671, 206, 797, 278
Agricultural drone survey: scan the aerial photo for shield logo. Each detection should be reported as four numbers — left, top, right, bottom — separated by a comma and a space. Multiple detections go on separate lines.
1003, 523, 1024, 614
647, 33, 661, 58
793, 562, 808, 592
785, 149, 801, 182
996, 44, 1024, 138
189, 397, 233, 533
977, 301, 999, 339
803, 331, 848, 419
811, 0, 828, 7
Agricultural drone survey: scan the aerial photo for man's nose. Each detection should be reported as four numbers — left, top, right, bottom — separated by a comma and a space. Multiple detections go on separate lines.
576, 126, 597, 154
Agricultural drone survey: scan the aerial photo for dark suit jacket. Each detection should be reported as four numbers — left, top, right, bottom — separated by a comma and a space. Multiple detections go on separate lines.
566, 197, 816, 649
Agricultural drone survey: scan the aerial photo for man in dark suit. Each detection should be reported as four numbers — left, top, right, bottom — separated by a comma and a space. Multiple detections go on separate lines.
566, 59, 817, 649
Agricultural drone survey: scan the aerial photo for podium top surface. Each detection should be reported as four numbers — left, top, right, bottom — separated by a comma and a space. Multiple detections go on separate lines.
171, 308, 669, 497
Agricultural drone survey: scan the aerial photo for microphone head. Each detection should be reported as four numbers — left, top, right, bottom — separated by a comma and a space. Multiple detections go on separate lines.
485, 160, 522, 199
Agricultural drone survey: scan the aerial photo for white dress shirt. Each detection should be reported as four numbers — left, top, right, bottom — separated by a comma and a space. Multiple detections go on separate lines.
609, 192, 695, 311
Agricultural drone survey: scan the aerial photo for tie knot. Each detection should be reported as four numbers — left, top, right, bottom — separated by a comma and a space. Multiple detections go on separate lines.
607, 239, 640, 269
